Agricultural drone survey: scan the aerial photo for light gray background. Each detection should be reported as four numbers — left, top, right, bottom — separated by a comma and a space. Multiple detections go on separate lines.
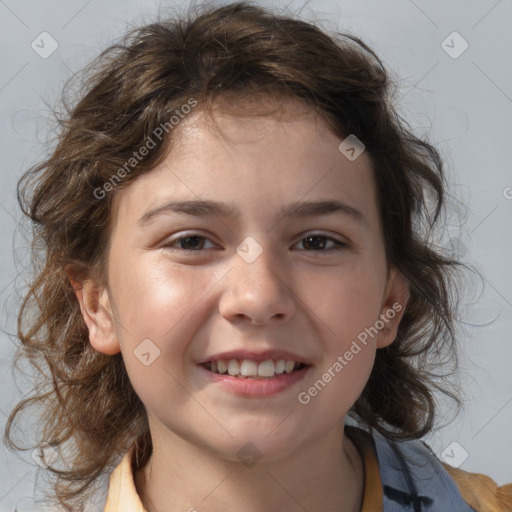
1, 0, 511, 510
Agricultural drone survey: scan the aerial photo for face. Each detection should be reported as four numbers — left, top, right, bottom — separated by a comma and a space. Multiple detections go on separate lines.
76, 97, 409, 463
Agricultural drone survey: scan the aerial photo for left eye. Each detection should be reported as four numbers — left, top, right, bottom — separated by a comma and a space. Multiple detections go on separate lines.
164, 234, 216, 251
163, 233, 347, 252
295, 234, 347, 251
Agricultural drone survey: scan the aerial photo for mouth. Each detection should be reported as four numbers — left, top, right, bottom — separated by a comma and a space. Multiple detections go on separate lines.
196, 350, 313, 396
200, 358, 309, 379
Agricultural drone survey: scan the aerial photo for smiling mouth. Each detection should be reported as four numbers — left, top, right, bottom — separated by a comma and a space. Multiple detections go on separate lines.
200, 359, 308, 379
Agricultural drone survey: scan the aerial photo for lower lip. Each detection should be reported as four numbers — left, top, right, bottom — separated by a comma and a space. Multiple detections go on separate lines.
197, 364, 311, 397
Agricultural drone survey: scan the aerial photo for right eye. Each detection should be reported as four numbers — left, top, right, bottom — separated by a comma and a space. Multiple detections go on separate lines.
293, 233, 348, 252
162, 233, 217, 252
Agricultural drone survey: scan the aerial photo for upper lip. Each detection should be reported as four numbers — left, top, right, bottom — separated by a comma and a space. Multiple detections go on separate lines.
197, 349, 312, 365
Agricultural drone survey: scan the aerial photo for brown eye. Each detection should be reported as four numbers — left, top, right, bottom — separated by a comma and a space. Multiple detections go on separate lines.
163, 233, 216, 252
176, 235, 205, 250
296, 234, 347, 252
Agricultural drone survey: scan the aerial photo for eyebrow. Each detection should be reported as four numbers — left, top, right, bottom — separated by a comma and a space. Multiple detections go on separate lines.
138, 198, 368, 226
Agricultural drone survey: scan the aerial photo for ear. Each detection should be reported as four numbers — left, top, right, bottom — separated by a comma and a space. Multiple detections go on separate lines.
376, 266, 410, 349
65, 265, 121, 355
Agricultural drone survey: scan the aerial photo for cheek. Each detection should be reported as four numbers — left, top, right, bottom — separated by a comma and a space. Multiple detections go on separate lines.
111, 253, 207, 331
301, 345, 375, 403
108, 264, 218, 426
108, 257, 215, 380
292, 331, 376, 447
305, 255, 387, 346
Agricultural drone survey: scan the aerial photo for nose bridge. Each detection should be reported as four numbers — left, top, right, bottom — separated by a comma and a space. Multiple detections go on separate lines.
219, 236, 296, 324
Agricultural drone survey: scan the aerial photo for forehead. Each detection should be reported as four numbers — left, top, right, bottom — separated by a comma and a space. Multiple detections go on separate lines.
175, 95, 340, 154
111, 97, 380, 233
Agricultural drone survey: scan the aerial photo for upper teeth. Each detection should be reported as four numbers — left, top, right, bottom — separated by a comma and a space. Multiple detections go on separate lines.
209, 359, 299, 377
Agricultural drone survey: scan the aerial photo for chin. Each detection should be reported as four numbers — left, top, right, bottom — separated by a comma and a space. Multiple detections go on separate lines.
194, 424, 300, 465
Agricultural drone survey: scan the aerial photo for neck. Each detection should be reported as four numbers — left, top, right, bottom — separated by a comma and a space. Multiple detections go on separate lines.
134, 422, 364, 512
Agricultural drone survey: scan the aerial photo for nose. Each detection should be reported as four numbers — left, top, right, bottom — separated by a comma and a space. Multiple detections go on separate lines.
218, 244, 296, 326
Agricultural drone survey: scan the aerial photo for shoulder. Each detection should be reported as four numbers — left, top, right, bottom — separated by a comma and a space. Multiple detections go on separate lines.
367, 428, 512, 512
442, 463, 512, 512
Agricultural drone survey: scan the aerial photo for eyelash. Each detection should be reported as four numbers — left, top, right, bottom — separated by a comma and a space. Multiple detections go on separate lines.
162, 232, 348, 253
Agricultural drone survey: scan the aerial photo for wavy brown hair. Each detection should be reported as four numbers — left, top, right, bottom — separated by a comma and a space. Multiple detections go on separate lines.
4, 1, 472, 510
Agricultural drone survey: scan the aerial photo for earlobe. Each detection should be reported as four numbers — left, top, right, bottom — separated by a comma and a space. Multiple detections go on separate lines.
376, 267, 410, 349
66, 266, 121, 355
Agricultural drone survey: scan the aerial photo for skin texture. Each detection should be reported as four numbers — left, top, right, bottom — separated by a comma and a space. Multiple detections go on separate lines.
72, 97, 410, 511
